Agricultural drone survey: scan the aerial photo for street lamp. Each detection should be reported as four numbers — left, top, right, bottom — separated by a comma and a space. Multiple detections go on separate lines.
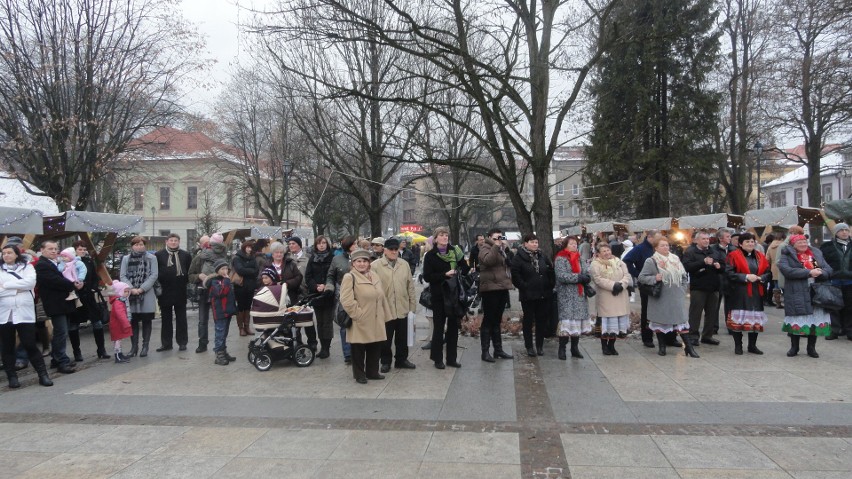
754, 141, 764, 209
283, 159, 293, 227
151, 206, 156, 236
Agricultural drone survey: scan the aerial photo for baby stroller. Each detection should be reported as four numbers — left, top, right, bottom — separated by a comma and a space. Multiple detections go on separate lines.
248, 285, 317, 371
464, 271, 481, 316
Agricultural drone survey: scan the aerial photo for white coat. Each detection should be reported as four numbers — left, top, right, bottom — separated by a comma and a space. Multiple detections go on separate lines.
0, 262, 37, 324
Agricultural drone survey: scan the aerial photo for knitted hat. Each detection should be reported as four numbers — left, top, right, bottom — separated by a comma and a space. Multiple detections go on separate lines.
59, 247, 76, 261
371, 236, 386, 246
287, 236, 302, 248
350, 249, 371, 262
110, 281, 130, 297
261, 266, 280, 283
213, 259, 229, 273
210, 233, 224, 244
834, 223, 850, 235
4, 236, 23, 247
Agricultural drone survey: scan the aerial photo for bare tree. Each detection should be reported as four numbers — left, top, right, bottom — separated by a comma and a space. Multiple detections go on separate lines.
0, 0, 208, 210
195, 189, 221, 237
257, 0, 619, 256
767, 0, 852, 207
713, 0, 775, 213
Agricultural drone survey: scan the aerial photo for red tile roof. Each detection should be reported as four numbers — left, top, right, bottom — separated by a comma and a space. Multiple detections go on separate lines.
128, 126, 239, 158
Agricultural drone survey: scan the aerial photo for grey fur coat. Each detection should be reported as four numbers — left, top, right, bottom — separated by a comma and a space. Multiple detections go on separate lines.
638, 257, 688, 326
554, 255, 588, 321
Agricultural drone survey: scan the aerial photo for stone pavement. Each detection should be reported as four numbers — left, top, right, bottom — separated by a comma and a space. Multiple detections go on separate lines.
2, 293, 852, 478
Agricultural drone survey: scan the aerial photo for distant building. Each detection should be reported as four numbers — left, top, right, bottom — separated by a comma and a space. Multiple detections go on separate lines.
761, 150, 848, 209
115, 127, 308, 246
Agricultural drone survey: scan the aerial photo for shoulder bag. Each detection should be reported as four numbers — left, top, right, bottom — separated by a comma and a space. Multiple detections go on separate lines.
810, 282, 844, 311
638, 259, 663, 298
335, 273, 354, 328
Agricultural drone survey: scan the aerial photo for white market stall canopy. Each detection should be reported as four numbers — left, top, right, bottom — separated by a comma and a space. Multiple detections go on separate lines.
223, 226, 293, 244
743, 206, 823, 228
0, 206, 44, 234
563, 226, 583, 236
628, 217, 673, 232
677, 213, 744, 230
43, 211, 145, 236
584, 222, 628, 235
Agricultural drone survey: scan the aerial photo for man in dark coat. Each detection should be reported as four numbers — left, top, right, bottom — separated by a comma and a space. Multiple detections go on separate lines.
622, 230, 662, 348
469, 234, 484, 271
34, 240, 79, 374
682, 231, 724, 346
155, 233, 192, 351
711, 228, 736, 332
820, 223, 852, 340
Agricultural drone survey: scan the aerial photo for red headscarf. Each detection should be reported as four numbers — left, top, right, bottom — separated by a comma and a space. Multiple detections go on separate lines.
789, 234, 815, 269
556, 248, 583, 296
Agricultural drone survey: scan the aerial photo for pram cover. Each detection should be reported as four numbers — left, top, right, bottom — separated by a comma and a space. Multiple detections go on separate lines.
251, 285, 314, 329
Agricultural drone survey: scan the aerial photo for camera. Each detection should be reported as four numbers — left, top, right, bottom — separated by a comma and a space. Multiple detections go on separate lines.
497, 235, 507, 241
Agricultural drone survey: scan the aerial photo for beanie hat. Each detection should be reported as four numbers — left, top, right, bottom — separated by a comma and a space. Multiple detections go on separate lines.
261, 267, 280, 284
287, 236, 302, 248
210, 233, 224, 244
213, 259, 229, 273
834, 223, 850, 235
4, 236, 23, 247
59, 247, 76, 261
110, 281, 130, 297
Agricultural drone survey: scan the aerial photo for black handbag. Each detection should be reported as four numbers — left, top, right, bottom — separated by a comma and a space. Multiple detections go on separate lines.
638, 260, 663, 298
335, 273, 355, 328
419, 285, 432, 309
811, 282, 844, 311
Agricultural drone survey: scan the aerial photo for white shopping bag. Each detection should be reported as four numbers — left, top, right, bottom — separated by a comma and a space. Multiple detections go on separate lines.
407, 311, 415, 347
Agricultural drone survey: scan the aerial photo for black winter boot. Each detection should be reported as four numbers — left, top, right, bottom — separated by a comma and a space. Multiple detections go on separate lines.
787, 334, 800, 357
558, 337, 568, 360
35, 361, 53, 386
656, 332, 667, 356
601, 338, 611, 355
128, 322, 139, 357
682, 334, 700, 358
69, 328, 83, 362
608, 339, 618, 356
570, 336, 583, 359
140, 321, 152, 357
806, 334, 819, 358
214, 350, 229, 365
7, 372, 20, 389
317, 338, 332, 359
93, 328, 110, 359
733, 332, 743, 355
747, 332, 763, 355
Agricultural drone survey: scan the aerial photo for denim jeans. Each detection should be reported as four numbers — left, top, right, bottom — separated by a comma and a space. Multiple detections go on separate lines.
213, 316, 231, 352
339, 326, 351, 359
50, 314, 71, 367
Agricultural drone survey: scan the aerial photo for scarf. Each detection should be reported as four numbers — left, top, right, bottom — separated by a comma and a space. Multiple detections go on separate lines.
652, 251, 686, 286
521, 246, 540, 274
796, 249, 815, 269
557, 249, 583, 296
166, 246, 184, 276
436, 244, 463, 270
126, 251, 149, 303
312, 249, 331, 263
728, 248, 769, 297
593, 256, 621, 280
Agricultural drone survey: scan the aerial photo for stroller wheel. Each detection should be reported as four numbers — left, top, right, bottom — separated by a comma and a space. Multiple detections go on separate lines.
254, 353, 273, 372
247, 349, 258, 364
293, 345, 315, 367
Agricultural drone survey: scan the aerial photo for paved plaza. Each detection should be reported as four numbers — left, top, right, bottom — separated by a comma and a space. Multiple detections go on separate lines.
2, 293, 852, 478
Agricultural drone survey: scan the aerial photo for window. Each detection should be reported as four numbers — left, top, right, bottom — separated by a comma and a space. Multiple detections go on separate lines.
572, 204, 579, 217
133, 187, 143, 210
572, 184, 580, 196
159, 187, 170, 210
158, 229, 170, 237
793, 188, 803, 206
821, 183, 833, 203
558, 203, 565, 217
226, 188, 234, 211
769, 191, 786, 208
187, 186, 197, 210
402, 189, 415, 200
556, 184, 565, 196
403, 209, 416, 222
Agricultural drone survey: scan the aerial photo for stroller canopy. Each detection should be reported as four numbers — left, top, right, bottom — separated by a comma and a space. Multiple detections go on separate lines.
251, 285, 290, 318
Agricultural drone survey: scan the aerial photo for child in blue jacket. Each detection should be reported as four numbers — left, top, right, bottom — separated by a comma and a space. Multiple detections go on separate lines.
206, 260, 237, 365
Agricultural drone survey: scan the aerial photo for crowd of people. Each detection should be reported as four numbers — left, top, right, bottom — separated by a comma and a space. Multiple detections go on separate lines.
2, 218, 849, 389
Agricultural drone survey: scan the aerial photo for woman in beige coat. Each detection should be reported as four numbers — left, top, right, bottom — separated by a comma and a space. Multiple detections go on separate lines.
340, 249, 392, 384
590, 243, 632, 356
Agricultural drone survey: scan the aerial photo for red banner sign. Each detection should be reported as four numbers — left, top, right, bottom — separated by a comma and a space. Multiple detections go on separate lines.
400, 224, 423, 232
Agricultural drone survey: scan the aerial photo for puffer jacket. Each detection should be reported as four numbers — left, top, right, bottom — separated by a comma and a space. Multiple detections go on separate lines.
510, 247, 554, 302
778, 245, 833, 316
230, 250, 259, 292
188, 243, 228, 285
478, 238, 513, 293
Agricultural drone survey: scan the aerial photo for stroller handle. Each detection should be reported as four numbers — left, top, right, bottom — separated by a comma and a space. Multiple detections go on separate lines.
296, 292, 323, 307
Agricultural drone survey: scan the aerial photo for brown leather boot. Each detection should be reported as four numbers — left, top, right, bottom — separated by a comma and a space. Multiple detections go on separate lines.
237, 314, 247, 336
